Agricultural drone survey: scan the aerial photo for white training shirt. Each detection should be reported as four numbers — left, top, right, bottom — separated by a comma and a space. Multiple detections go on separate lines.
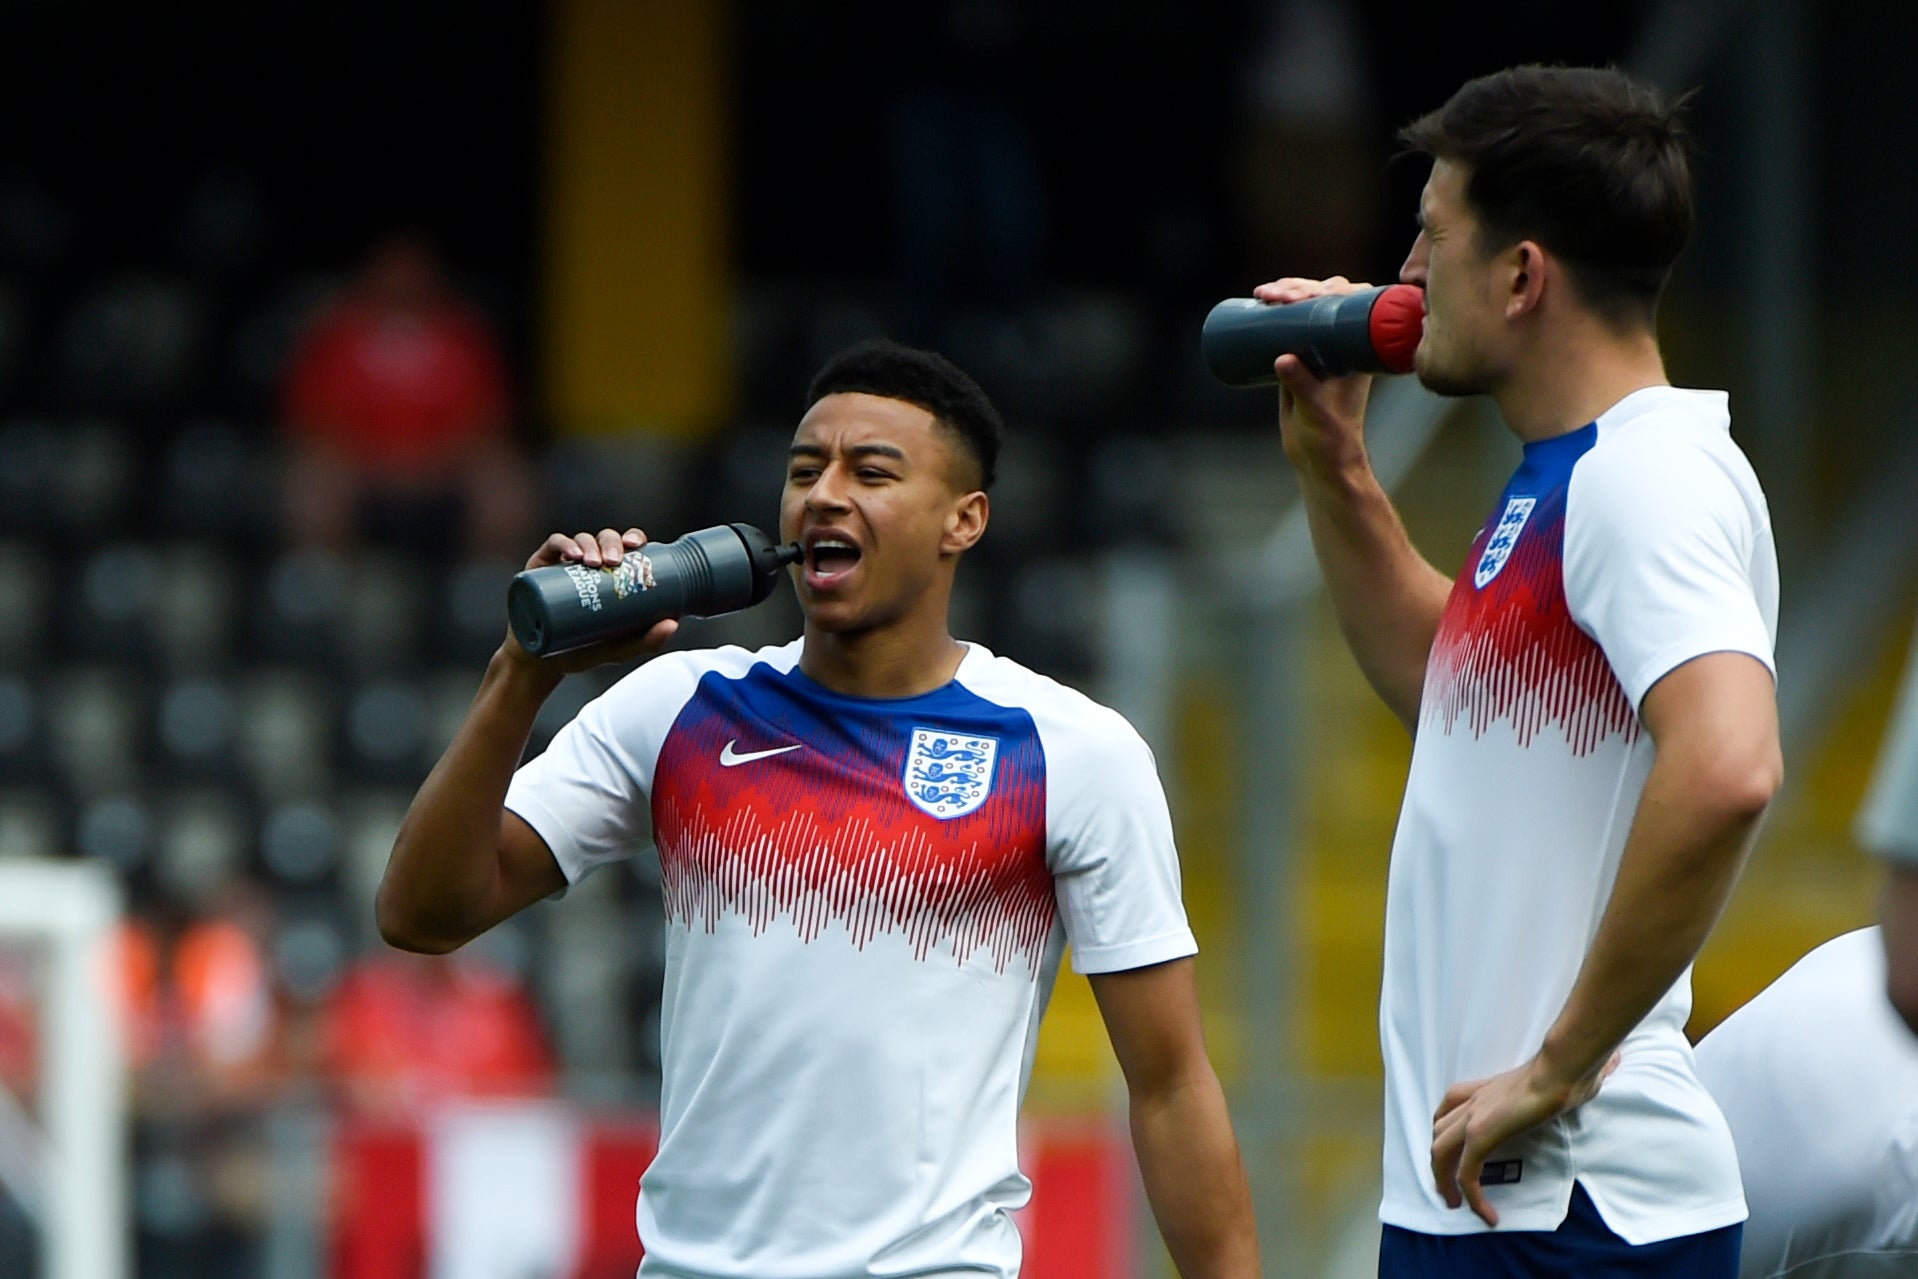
1695, 927, 1918, 1278
505, 640, 1197, 1279
1380, 386, 1778, 1242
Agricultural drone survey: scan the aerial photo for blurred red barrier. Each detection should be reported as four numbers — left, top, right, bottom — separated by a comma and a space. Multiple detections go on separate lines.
330, 1109, 1133, 1279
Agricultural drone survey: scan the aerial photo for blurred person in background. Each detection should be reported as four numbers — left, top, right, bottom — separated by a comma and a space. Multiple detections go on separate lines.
316, 943, 553, 1117
0, 947, 38, 1275
1261, 66, 1778, 1276
278, 229, 537, 557
1686, 620, 1918, 1277
1693, 926, 1918, 1278
376, 340, 1261, 1278
1859, 616, 1918, 1029
114, 881, 285, 1279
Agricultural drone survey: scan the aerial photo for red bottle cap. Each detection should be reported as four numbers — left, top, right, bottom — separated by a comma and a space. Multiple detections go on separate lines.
1368, 284, 1425, 374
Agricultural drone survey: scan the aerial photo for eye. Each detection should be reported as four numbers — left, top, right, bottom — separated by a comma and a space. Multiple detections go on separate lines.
857, 467, 895, 481
788, 465, 820, 483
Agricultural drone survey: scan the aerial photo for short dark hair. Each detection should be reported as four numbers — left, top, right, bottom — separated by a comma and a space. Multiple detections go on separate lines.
1399, 65, 1694, 327
805, 339, 1004, 490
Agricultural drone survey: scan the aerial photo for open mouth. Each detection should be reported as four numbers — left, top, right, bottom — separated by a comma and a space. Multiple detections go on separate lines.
805, 536, 863, 588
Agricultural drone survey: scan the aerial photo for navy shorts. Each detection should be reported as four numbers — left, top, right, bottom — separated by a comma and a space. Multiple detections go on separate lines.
1378, 1182, 1742, 1278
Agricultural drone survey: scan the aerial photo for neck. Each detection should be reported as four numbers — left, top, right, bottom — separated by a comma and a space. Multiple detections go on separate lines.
1494, 314, 1670, 443
798, 612, 968, 699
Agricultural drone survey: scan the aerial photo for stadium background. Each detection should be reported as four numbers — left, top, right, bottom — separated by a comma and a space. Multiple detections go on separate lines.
0, 1, 1913, 1276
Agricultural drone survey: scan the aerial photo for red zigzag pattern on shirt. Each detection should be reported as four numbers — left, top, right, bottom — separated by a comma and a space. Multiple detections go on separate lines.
1422, 508, 1638, 756
654, 797, 1057, 973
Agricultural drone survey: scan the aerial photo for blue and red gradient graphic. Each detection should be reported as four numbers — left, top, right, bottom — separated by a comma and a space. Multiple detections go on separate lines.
1423, 427, 1638, 756
651, 665, 1055, 972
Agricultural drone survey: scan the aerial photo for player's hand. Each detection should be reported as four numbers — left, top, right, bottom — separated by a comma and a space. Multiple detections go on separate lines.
1251, 275, 1376, 478
499, 528, 679, 675
1429, 1051, 1620, 1226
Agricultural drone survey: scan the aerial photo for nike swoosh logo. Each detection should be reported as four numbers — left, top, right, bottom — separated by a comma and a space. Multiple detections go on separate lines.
719, 740, 803, 767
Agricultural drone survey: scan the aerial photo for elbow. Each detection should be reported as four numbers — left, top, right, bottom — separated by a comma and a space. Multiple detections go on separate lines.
374, 882, 463, 955
1700, 749, 1784, 827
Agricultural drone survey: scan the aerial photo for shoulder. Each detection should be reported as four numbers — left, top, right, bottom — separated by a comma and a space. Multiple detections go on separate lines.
1562, 395, 1768, 561
1571, 390, 1763, 511
589, 638, 802, 725
958, 648, 1155, 771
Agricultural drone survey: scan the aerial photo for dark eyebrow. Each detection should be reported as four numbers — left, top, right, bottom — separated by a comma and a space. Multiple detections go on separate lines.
787, 442, 908, 462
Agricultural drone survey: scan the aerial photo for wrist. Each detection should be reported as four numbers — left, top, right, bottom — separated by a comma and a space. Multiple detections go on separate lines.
1288, 428, 1374, 482
1533, 1033, 1607, 1098
488, 644, 565, 704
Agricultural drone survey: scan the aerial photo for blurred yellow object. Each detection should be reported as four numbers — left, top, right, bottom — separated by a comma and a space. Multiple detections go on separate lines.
544, 0, 731, 438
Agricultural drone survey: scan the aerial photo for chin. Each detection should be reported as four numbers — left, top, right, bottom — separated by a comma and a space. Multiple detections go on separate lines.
799, 599, 869, 635
1413, 348, 1491, 400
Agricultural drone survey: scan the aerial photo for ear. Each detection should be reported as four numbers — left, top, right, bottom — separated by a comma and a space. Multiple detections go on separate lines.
941, 490, 989, 556
1505, 240, 1548, 319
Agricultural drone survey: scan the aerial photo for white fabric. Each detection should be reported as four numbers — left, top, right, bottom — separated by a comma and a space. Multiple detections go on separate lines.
505, 640, 1195, 1279
1561, 391, 1779, 711
428, 1101, 583, 1279
1695, 928, 1918, 1278
1380, 386, 1778, 1242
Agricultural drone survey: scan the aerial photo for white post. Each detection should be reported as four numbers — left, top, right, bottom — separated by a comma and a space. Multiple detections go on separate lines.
0, 859, 127, 1279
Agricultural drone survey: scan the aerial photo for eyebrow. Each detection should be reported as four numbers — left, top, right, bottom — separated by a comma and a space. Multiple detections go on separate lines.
788, 442, 908, 462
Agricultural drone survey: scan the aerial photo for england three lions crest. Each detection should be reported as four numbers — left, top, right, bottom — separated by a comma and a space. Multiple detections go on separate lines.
1474, 496, 1536, 588
904, 728, 999, 819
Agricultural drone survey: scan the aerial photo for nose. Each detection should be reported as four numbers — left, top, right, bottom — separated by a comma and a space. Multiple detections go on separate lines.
1400, 230, 1430, 287
804, 464, 853, 515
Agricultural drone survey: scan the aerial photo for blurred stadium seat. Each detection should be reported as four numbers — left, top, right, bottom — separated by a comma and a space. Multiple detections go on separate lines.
47, 666, 144, 799
254, 549, 350, 668
55, 275, 206, 412
154, 787, 251, 906
0, 544, 46, 667
260, 798, 342, 889
154, 419, 276, 539
154, 675, 239, 781
150, 544, 238, 673
0, 418, 61, 535
236, 671, 333, 802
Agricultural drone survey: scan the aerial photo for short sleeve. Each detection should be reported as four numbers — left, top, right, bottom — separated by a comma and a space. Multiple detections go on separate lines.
1563, 434, 1776, 711
1042, 709, 1198, 975
504, 656, 703, 886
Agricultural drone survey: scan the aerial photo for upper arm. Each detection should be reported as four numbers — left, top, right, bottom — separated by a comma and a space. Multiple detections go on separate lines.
1089, 958, 1212, 1093
475, 811, 570, 932
1640, 650, 1779, 752
1640, 652, 1781, 810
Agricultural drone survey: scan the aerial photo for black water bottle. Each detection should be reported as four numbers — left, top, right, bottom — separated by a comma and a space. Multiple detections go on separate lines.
1201, 282, 1425, 386
507, 524, 801, 658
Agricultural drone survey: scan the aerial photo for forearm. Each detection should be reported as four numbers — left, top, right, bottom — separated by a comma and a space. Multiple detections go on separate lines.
1538, 754, 1769, 1083
377, 648, 561, 950
1295, 451, 1452, 727
1129, 1069, 1260, 1279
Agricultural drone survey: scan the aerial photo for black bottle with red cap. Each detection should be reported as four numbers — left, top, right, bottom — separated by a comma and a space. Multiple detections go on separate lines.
1201, 283, 1425, 386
